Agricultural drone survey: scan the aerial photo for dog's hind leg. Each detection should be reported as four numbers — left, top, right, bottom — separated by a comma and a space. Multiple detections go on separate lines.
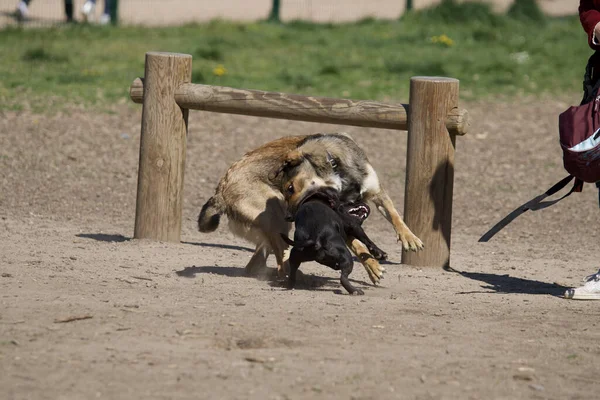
267, 233, 291, 278
367, 188, 424, 252
347, 238, 384, 285
245, 243, 270, 277
254, 197, 292, 278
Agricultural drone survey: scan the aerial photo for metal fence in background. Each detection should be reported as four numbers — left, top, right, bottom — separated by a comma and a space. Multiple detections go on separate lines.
0, 0, 579, 28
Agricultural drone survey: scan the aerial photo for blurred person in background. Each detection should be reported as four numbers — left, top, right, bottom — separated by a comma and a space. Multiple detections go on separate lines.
14, 0, 30, 20
564, 0, 600, 300
81, 0, 113, 25
15, 0, 74, 22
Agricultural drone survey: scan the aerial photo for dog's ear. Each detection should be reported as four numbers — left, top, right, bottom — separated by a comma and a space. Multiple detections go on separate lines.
270, 150, 306, 181
284, 150, 306, 168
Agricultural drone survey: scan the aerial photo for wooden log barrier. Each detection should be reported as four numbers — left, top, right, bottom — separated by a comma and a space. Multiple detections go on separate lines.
130, 51, 469, 268
129, 78, 469, 136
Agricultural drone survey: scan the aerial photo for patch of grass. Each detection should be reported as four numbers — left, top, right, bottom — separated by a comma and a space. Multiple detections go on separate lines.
384, 58, 449, 77
507, 0, 546, 23
319, 65, 341, 76
279, 70, 315, 90
192, 70, 205, 83
407, 0, 504, 26
0, 7, 591, 112
22, 47, 70, 63
195, 45, 224, 61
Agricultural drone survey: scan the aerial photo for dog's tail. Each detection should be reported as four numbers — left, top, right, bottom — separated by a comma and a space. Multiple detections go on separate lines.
280, 233, 295, 247
198, 195, 226, 232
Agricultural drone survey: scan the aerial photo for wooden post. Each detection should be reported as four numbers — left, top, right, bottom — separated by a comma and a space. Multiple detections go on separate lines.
134, 52, 192, 242
402, 77, 459, 268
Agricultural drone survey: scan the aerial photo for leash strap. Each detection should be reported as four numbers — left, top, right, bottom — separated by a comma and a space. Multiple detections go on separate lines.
478, 175, 583, 242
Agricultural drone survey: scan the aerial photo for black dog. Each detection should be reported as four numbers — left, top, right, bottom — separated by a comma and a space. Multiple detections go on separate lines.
281, 188, 387, 295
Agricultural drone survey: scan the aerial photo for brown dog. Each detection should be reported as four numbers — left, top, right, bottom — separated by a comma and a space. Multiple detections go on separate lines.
198, 133, 423, 284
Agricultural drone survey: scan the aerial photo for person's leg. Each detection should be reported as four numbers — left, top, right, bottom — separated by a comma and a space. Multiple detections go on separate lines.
103, 0, 111, 15
15, 0, 30, 20
64, 0, 73, 22
99, 0, 111, 25
81, 0, 96, 22
564, 269, 600, 300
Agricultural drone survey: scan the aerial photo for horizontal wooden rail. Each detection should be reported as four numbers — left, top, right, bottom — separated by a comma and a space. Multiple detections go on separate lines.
129, 77, 469, 136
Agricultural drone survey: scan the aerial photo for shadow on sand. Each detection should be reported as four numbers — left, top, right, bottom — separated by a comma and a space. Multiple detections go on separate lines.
181, 241, 254, 253
76, 233, 130, 243
76, 233, 253, 253
445, 266, 569, 297
174, 264, 373, 294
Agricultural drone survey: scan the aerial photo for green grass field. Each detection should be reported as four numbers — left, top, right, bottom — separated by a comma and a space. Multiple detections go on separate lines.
0, 2, 592, 112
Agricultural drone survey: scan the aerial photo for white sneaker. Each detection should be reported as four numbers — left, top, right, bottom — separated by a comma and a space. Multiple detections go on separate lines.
81, 1, 96, 22
564, 269, 600, 300
15, 1, 28, 21
98, 13, 111, 25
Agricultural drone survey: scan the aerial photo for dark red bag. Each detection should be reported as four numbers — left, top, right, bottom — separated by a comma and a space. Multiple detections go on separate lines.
479, 53, 600, 242
559, 90, 600, 183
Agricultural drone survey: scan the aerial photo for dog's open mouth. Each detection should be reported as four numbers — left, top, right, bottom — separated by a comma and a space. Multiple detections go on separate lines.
295, 188, 371, 222
344, 202, 370, 222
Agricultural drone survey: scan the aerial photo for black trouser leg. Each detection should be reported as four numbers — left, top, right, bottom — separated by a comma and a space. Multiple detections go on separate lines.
64, 0, 73, 22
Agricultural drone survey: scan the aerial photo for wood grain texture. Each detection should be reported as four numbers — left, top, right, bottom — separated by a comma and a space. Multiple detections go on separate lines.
402, 77, 459, 268
134, 52, 192, 242
129, 78, 469, 136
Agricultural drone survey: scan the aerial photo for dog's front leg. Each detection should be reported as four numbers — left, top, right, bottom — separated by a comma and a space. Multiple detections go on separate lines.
339, 260, 364, 295
346, 237, 384, 285
287, 248, 303, 289
368, 189, 424, 252
345, 221, 387, 260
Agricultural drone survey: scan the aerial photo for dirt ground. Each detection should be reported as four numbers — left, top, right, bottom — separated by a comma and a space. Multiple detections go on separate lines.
2, 90, 600, 400
0, 0, 582, 27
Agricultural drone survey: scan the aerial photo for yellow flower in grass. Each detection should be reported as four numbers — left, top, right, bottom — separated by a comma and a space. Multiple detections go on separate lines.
82, 68, 101, 76
431, 34, 454, 47
213, 64, 226, 76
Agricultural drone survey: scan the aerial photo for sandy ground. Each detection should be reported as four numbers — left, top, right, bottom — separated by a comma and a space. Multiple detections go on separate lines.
2, 90, 600, 399
0, 0, 582, 27
2, 2, 599, 399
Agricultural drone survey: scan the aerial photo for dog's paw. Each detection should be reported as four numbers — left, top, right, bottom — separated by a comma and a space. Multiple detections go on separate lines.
360, 256, 385, 285
350, 288, 365, 296
398, 231, 424, 252
277, 267, 287, 279
370, 247, 388, 261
